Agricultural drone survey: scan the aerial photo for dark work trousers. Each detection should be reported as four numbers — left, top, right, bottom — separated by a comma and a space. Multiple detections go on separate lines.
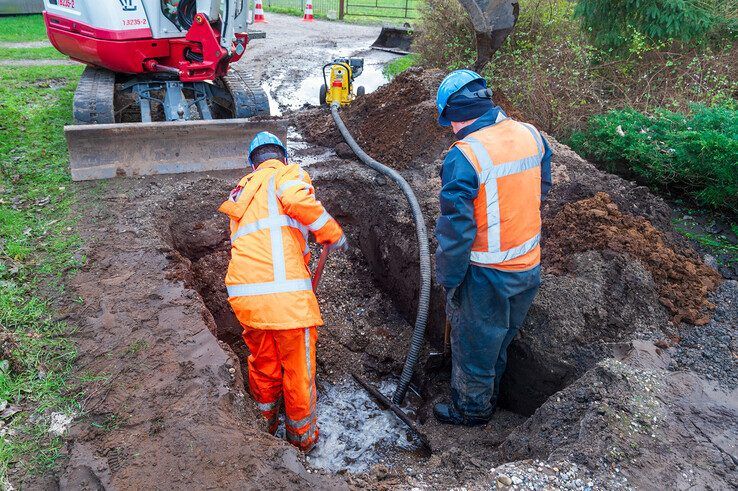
448, 264, 541, 418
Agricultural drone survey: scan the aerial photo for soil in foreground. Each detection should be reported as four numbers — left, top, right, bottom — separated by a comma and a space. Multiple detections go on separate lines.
19, 68, 737, 489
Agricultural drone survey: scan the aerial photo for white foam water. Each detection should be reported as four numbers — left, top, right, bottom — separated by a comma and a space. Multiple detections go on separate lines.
306, 378, 419, 473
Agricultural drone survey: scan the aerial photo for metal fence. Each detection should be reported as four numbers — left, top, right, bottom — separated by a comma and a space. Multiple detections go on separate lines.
262, 0, 419, 20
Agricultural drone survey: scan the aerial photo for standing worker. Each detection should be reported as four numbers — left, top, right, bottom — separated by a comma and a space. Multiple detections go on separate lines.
219, 132, 347, 451
433, 70, 552, 425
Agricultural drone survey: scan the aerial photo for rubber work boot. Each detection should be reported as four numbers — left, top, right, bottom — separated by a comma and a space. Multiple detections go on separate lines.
433, 403, 490, 426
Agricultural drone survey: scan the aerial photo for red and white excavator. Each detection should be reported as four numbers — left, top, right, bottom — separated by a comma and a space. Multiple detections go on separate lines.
42, 0, 519, 180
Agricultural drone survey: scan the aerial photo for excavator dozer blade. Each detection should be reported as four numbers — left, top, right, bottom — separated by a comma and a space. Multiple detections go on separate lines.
66, 119, 287, 181
458, 0, 519, 70
371, 25, 413, 55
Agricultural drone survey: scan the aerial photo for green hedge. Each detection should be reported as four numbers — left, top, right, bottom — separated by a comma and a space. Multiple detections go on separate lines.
569, 105, 738, 214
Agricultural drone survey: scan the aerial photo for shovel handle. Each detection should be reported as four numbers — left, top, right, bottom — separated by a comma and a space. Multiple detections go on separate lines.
311, 246, 329, 293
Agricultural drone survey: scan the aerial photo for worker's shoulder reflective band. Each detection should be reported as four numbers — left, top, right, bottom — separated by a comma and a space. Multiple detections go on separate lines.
231, 214, 305, 242
227, 278, 313, 297
276, 179, 314, 198
470, 233, 541, 264
521, 122, 544, 157
307, 210, 332, 232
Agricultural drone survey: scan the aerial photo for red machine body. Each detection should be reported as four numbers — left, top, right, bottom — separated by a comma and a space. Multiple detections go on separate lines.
44, 11, 247, 82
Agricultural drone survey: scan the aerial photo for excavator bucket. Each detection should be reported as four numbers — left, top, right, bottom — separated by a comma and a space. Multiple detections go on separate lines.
66, 119, 287, 181
458, 0, 519, 70
371, 25, 413, 55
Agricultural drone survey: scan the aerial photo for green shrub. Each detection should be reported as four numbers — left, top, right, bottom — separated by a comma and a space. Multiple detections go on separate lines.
575, 0, 719, 51
569, 105, 738, 213
412, 0, 737, 137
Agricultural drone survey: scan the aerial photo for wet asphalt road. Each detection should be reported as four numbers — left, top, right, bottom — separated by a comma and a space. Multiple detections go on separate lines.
233, 13, 396, 115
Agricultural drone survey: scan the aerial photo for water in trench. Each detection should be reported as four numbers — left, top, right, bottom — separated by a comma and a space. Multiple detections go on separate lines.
304, 379, 421, 472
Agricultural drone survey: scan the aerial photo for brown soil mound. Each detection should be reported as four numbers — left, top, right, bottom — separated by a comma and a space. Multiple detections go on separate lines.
297, 67, 524, 169
544, 192, 722, 325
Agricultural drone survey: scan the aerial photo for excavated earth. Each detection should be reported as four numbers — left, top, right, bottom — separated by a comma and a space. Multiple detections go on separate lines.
22, 68, 737, 489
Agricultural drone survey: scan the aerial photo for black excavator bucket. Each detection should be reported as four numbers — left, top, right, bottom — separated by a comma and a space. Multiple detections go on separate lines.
371, 25, 413, 55
458, 0, 519, 70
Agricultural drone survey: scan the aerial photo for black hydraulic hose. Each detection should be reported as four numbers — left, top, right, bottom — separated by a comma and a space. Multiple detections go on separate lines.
330, 103, 431, 405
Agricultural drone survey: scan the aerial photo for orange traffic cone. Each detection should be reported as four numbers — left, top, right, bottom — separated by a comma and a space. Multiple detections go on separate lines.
254, 0, 267, 22
302, 1, 314, 21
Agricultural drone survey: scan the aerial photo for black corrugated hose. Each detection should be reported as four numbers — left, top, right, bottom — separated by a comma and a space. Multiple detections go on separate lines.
330, 103, 431, 405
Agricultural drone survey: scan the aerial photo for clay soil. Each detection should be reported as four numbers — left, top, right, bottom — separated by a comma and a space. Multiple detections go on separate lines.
18, 67, 737, 489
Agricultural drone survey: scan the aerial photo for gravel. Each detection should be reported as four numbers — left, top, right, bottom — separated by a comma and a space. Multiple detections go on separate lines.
670, 280, 738, 389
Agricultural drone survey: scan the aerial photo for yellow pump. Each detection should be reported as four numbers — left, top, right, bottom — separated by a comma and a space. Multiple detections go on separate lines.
320, 58, 365, 106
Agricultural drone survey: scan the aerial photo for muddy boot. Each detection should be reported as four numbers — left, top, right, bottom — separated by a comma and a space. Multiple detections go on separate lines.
433, 403, 490, 426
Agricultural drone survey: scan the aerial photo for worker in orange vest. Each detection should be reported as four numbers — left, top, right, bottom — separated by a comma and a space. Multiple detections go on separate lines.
433, 70, 552, 425
219, 131, 346, 451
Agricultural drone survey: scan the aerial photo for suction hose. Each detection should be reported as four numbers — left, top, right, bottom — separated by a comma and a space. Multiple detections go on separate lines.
330, 103, 431, 405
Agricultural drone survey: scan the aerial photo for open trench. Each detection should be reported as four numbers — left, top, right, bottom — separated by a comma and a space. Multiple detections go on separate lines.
160, 157, 579, 476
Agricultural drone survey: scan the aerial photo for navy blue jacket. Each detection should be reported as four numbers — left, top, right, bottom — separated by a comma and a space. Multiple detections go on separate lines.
435, 107, 553, 289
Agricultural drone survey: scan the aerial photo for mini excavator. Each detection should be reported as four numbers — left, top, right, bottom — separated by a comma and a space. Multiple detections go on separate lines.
42, 0, 519, 180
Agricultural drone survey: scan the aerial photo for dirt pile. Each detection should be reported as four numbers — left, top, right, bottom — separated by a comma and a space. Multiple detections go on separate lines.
297, 67, 523, 169
545, 192, 722, 325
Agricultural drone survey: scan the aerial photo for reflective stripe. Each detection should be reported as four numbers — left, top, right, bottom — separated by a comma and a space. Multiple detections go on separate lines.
277, 179, 313, 198
286, 424, 317, 443
463, 137, 500, 253
489, 154, 541, 179
231, 215, 304, 242
470, 233, 541, 264
308, 210, 332, 232
255, 399, 280, 412
521, 122, 544, 157
286, 410, 315, 430
267, 176, 287, 282
333, 234, 347, 249
227, 278, 313, 297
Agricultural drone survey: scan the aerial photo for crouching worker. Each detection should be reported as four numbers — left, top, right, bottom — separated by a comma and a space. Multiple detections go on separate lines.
433, 70, 552, 425
219, 131, 347, 451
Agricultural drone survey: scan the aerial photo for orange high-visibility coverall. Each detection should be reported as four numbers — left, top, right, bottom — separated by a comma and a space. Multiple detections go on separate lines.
219, 159, 344, 451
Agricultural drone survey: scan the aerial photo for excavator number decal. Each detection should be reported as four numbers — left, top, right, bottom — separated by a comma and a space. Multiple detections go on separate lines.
122, 18, 148, 26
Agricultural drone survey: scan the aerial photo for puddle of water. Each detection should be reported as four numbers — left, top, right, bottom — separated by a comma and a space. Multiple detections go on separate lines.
265, 48, 398, 115
305, 378, 420, 473
286, 125, 336, 167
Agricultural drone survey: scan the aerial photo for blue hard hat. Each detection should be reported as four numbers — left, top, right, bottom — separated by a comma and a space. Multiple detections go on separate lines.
248, 131, 287, 167
436, 69, 487, 127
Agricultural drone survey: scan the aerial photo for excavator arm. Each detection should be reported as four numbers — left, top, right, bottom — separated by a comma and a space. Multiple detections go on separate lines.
459, 0, 519, 70
372, 0, 518, 71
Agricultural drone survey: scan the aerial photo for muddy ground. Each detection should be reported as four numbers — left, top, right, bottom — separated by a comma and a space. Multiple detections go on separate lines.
15, 18, 737, 489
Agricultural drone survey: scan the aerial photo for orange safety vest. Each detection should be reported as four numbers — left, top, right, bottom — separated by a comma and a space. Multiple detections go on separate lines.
218, 160, 343, 329
453, 117, 544, 271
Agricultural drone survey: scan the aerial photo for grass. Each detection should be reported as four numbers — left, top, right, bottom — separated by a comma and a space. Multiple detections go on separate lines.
0, 15, 48, 43
383, 53, 418, 78
0, 47, 64, 60
0, 63, 85, 481
263, 0, 419, 23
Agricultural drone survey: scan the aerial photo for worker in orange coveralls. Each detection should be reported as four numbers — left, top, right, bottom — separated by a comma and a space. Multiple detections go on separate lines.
219, 131, 347, 452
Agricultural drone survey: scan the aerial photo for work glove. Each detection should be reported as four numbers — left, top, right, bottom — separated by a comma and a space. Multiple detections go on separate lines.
327, 234, 348, 253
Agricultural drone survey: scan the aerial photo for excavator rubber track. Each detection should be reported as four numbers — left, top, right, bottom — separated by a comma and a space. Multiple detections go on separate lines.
222, 71, 271, 119
65, 67, 283, 181
73, 66, 116, 125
